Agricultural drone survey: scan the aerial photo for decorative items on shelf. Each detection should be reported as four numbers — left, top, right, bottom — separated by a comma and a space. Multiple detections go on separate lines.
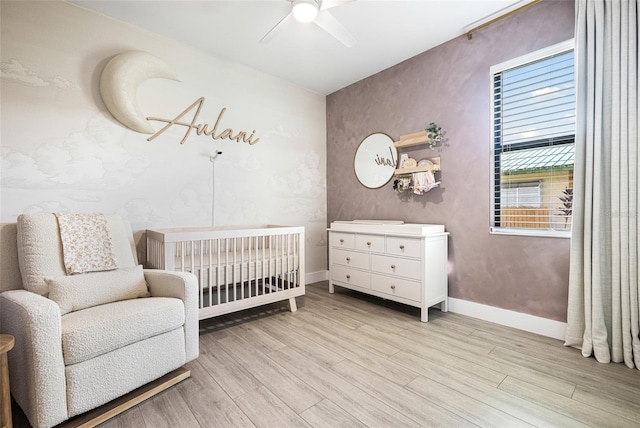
393, 160, 440, 194
392, 123, 445, 195
425, 122, 444, 149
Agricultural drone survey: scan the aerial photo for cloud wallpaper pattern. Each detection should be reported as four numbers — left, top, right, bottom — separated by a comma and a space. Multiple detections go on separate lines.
1, 1, 327, 275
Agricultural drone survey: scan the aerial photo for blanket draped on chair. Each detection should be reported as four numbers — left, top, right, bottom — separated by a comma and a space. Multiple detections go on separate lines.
55, 213, 118, 274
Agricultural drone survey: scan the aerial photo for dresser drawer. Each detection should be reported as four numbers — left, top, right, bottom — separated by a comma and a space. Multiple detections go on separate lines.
355, 234, 385, 253
330, 232, 355, 249
386, 237, 421, 258
332, 248, 369, 270
371, 254, 422, 280
371, 274, 421, 302
331, 265, 370, 289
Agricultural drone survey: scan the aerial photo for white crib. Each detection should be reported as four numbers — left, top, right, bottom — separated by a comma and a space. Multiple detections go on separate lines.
146, 225, 305, 320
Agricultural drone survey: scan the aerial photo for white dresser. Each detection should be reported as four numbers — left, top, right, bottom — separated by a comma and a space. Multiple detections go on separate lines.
328, 221, 449, 322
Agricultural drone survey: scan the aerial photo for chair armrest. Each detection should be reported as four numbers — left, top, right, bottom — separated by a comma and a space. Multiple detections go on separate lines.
0, 290, 68, 428
143, 269, 199, 361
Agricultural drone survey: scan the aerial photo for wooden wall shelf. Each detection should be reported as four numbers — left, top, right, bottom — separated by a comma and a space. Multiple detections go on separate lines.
393, 129, 442, 178
394, 130, 435, 149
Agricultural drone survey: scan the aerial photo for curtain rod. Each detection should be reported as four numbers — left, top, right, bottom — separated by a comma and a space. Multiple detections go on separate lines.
466, 0, 542, 40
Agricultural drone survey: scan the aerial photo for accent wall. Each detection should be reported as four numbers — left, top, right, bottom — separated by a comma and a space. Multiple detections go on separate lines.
327, 0, 575, 322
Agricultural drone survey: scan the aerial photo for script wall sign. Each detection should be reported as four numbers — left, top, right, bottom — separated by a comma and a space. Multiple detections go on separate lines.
147, 97, 260, 145
100, 51, 260, 145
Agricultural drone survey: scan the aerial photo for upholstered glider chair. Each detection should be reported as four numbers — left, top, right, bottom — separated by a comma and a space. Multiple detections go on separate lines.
0, 213, 199, 428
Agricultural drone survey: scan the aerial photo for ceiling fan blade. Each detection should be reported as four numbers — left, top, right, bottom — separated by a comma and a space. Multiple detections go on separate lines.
320, 0, 355, 11
314, 11, 356, 48
259, 12, 293, 44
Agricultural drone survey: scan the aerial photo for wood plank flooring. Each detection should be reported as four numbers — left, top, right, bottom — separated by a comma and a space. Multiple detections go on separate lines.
11, 281, 640, 427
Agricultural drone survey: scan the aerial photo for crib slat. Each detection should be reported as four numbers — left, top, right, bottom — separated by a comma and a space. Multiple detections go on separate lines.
280, 234, 284, 290
194, 241, 201, 309
240, 237, 245, 301
254, 236, 258, 297
233, 238, 237, 302
180, 242, 185, 272
268, 235, 272, 293
207, 239, 212, 308
247, 236, 252, 298
287, 235, 291, 288
262, 235, 267, 296
294, 233, 298, 288
216, 239, 221, 305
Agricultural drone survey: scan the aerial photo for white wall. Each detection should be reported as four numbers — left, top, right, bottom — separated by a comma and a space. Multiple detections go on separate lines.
0, 1, 328, 274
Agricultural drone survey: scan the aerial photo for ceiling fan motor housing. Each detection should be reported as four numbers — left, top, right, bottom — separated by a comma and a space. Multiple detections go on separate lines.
292, 0, 320, 22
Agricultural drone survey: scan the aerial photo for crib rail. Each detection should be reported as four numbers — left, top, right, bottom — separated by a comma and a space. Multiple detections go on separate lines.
146, 225, 305, 319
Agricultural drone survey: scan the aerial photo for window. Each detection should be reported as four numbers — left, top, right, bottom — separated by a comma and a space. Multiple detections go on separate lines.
501, 181, 542, 208
490, 40, 575, 237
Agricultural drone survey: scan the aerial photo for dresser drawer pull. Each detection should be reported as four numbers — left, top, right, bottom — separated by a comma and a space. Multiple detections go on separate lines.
346, 257, 351, 262
399, 245, 405, 250
340, 239, 344, 244
367, 241, 371, 246
346, 275, 351, 279
391, 264, 396, 269
390, 285, 396, 290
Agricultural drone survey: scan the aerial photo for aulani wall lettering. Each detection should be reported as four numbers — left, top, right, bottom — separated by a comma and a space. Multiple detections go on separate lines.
374, 146, 397, 168
146, 97, 260, 145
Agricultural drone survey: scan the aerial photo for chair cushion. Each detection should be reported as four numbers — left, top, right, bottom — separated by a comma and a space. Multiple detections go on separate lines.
17, 213, 138, 296
46, 265, 150, 315
61, 297, 185, 365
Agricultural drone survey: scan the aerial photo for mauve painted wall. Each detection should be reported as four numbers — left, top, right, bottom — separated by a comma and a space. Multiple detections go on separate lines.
326, 0, 575, 322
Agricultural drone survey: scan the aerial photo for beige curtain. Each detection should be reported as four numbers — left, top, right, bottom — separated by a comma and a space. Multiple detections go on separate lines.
565, 0, 639, 368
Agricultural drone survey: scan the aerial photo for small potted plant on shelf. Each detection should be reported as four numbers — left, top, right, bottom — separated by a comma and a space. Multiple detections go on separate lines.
425, 122, 444, 149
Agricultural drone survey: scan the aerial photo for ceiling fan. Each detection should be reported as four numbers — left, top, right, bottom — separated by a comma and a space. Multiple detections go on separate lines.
260, 0, 356, 48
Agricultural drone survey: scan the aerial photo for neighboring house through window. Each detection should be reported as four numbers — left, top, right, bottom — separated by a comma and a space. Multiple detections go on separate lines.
490, 39, 575, 237
501, 181, 542, 208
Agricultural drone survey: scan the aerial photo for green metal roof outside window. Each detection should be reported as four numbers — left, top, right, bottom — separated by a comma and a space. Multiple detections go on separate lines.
501, 144, 574, 174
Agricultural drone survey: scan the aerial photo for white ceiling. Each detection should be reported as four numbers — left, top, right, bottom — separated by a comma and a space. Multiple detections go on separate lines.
71, 0, 527, 95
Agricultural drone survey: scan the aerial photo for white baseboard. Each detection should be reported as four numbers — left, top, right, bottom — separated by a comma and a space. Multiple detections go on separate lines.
306, 270, 328, 285
447, 297, 567, 340
300, 271, 565, 340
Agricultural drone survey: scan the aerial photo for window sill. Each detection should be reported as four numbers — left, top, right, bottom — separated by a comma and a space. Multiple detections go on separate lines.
490, 227, 571, 238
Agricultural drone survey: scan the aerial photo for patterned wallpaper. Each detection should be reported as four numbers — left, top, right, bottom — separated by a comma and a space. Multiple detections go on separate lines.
0, 1, 328, 274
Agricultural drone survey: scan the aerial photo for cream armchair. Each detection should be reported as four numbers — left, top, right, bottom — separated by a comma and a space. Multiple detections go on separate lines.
0, 213, 199, 428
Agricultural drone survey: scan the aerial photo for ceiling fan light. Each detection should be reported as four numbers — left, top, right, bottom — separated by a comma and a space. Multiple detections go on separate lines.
292, 0, 319, 22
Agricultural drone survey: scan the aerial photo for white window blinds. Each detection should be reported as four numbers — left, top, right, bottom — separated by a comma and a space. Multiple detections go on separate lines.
491, 41, 575, 236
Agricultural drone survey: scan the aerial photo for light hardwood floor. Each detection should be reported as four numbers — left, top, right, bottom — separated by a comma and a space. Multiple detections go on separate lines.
12, 281, 640, 427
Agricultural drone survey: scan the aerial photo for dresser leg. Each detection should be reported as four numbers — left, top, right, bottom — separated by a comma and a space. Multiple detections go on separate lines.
329, 282, 335, 294
440, 298, 449, 313
421, 308, 428, 322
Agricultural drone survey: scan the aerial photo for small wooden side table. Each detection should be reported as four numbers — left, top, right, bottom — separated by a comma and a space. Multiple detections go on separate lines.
0, 334, 15, 428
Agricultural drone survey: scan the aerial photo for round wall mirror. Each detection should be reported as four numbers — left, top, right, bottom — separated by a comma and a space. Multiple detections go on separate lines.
353, 132, 398, 189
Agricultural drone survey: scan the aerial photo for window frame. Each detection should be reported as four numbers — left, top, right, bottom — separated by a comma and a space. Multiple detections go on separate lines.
489, 39, 575, 238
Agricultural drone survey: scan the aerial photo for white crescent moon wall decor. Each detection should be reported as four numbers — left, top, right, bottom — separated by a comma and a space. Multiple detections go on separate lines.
99, 51, 179, 134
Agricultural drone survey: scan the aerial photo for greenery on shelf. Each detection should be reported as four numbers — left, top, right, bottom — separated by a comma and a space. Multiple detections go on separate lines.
425, 122, 444, 149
